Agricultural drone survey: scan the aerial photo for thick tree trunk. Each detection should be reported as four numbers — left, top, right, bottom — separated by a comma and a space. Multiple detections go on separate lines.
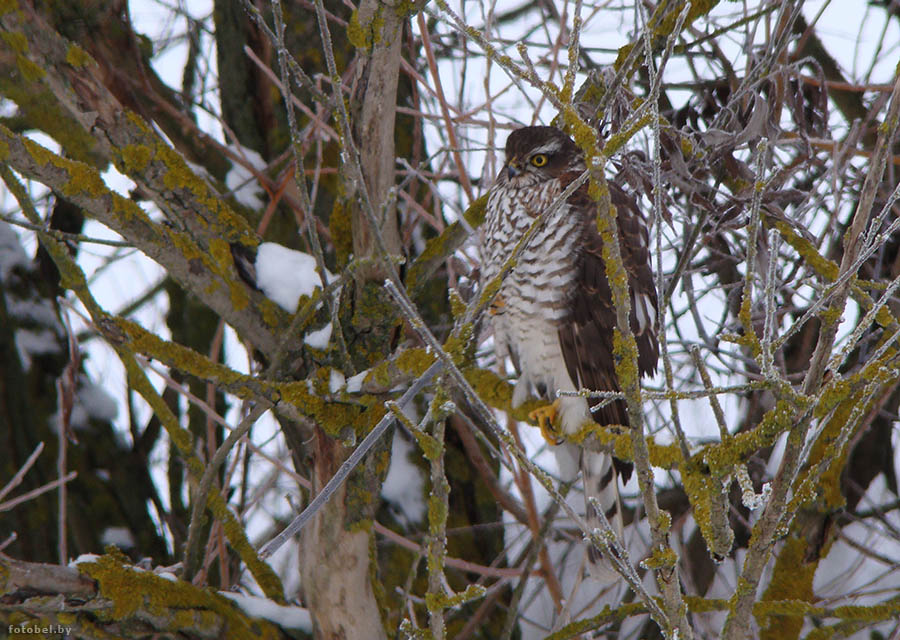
299, 435, 388, 640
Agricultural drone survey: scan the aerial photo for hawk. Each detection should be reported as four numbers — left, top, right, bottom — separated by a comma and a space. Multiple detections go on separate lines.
479, 126, 659, 580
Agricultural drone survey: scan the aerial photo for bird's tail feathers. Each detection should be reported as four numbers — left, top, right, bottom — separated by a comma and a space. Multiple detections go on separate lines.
582, 451, 624, 583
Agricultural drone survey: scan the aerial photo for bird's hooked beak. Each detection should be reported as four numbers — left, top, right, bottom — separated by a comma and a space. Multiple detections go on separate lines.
505, 159, 522, 179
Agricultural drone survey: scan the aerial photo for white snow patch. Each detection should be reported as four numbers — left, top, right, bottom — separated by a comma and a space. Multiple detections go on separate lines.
303, 322, 332, 350
381, 431, 426, 525
78, 381, 119, 422
186, 160, 209, 180
255, 243, 334, 312
0, 222, 29, 281
15, 328, 61, 369
156, 571, 178, 582
9, 299, 62, 329
65, 405, 90, 431
68, 553, 100, 568
345, 370, 368, 393
329, 368, 345, 393
221, 592, 312, 631
101, 526, 136, 549
225, 144, 267, 210
54, 379, 120, 430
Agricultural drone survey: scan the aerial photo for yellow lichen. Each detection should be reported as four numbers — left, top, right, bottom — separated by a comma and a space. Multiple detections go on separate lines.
612, 329, 639, 391
329, 198, 353, 267
61, 161, 108, 199
1, 30, 27, 53
65, 43, 93, 68
642, 546, 678, 570
448, 288, 466, 319
279, 377, 382, 438
393, 0, 423, 18
412, 429, 442, 462
0, 0, 21, 16
347, 7, 385, 50
444, 324, 475, 367
679, 135, 695, 158
681, 462, 715, 546
476, 275, 503, 313
76, 554, 284, 638
370, 347, 436, 388
119, 144, 153, 173
426, 584, 485, 611
207, 236, 232, 272
756, 537, 817, 639
613, 42, 636, 71
427, 495, 448, 541
699, 397, 796, 473
562, 106, 600, 158
603, 112, 653, 156
770, 219, 839, 281
16, 54, 44, 82
463, 194, 488, 227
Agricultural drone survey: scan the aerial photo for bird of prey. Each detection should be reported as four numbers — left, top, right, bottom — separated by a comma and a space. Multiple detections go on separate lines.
479, 125, 659, 579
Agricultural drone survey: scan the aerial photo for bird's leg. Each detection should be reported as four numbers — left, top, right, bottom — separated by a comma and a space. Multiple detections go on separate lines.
489, 293, 506, 316
528, 399, 564, 446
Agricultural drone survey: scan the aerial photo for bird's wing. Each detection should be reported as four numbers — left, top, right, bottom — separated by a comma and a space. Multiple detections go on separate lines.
557, 177, 659, 433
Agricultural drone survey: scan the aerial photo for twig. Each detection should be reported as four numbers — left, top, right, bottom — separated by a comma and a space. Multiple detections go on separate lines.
450, 415, 530, 525
508, 422, 564, 612
0, 443, 44, 503
737, 137, 771, 350
428, 0, 568, 114
417, 12, 474, 202
689, 345, 730, 442
833, 269, 900, 373
239, 0, 329, 106
258, 361, 443, 559
425, 397, 450, 640
0, 213, 132, 247
374, 521, 521, 579
56, 357, 69, 566
772, 207, 900, 353
559, 382, 771, 402
646, 2, 690, 467
500, 494, 569, 640
183, 401, 272, 577
0, 472, 78, 513
562, 0, 583, 101
760, 228, 781, 377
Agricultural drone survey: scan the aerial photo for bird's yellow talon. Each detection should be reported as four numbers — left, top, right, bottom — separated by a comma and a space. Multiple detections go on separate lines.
528, 399, 564, 445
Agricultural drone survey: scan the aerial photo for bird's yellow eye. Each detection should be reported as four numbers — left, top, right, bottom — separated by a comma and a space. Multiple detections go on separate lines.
530, 154, 548, 167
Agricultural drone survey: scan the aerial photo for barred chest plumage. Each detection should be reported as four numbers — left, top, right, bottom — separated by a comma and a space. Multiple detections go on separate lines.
480, 172, 585, 406
481, 176, 583, 316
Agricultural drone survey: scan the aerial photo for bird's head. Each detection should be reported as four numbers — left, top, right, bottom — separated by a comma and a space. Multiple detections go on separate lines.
500, 126, 581, 185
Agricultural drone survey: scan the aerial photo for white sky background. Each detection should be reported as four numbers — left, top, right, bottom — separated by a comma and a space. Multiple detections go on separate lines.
2, 0, 899, 632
